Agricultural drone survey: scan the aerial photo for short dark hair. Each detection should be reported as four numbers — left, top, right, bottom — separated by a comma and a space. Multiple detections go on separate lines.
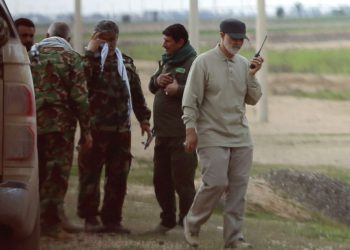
162, 23, 188, 43
14, 18, 35, 29
94, 20, 119, 35
47, 22, 71, 40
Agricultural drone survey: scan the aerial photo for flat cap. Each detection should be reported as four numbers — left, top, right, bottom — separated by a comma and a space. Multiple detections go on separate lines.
220, 19, 248, 40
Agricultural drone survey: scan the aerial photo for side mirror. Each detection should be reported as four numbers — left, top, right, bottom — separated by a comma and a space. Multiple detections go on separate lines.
0, 17, 9, 48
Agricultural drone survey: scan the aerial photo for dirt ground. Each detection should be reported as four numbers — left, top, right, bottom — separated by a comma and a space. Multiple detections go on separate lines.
127, 61, 350, 220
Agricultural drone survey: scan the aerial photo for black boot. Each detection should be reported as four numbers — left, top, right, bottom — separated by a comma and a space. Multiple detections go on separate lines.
85, 216, 103, 233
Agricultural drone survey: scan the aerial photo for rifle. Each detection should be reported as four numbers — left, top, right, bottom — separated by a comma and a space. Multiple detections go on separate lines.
142, 128, 155, 150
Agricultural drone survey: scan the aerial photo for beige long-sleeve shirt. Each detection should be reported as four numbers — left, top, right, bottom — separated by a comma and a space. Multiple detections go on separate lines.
182, 45, 262, 148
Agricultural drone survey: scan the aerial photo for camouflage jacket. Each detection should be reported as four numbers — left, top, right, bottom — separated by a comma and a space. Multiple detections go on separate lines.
30, 47, 90, 135
84, 50, 151, 132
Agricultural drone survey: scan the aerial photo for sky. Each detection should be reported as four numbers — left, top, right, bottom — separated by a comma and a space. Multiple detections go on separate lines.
6, 0, 350, 16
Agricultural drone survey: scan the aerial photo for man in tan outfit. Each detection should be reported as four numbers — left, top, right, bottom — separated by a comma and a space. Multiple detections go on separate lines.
182, 18, 264, 249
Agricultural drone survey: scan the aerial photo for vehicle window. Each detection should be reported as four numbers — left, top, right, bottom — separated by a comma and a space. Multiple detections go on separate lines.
0, 5, 15, 38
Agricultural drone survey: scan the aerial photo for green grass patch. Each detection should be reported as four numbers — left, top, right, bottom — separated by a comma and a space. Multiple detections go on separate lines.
267, 16, 350, 33
300, 222, 350, 242
252, 162, 350, 184
71, 160, 350, 186
70, 164, 78, 176
245, 210, 350, 249
121, 43, 164, 61
128, 159, 154, 186
291, 90, 350, 101
268, 49, 350, 74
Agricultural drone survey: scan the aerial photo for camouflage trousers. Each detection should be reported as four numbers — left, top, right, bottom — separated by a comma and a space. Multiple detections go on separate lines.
153, 136, 198, 228
37, 131, 75, 232
77, 130, 131, 226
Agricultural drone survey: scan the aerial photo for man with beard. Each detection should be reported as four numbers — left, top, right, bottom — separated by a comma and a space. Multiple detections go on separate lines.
182, 19, 264, 249
15, 18, 35, 51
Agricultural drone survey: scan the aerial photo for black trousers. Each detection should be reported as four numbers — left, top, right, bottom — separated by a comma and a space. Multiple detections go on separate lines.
153, 136, 197, 228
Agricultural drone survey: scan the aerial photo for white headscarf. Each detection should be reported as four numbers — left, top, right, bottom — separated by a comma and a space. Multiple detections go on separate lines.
30, 36, 73, 64
100, 43, 133, 117
31, 36, 73, 52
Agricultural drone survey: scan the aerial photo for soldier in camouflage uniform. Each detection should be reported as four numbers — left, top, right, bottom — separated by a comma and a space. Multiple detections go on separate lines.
77, 20, 151, 234
29, 22, 92, 239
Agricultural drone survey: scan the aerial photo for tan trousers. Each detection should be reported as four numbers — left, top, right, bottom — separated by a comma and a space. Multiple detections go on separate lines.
186, 146, 253, 246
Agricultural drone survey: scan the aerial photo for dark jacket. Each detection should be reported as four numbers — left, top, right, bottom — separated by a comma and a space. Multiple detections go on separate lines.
149, 52, 196, 137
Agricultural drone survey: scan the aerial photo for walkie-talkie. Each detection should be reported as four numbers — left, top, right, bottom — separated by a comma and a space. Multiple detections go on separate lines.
250, 35, 267, 69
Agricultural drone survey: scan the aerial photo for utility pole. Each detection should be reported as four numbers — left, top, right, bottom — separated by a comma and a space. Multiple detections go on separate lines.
189, 0, 199, 52
73, 0, 83, 54
256, 0, 269, 122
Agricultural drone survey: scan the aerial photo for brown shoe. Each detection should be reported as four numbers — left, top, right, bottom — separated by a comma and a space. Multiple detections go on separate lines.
58, 208, 84, 233
183, 217, 199, 248
61, 220, 84, 233
150, 224, 174, 234
62, 221, 84, 234
85, 216, 103, 233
